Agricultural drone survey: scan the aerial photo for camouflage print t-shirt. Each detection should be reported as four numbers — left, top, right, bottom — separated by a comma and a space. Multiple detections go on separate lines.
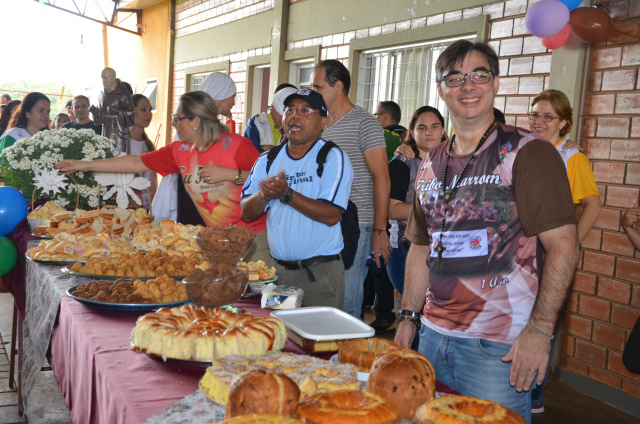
405, 124, 577, 344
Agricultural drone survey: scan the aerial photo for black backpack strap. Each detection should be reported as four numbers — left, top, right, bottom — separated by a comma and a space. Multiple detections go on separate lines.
316, 140, 338, 177
265, 144, 285, 174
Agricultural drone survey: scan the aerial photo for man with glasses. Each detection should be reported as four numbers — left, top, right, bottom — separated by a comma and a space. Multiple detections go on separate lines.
241, 89, 353, 308
61, 95, 102, 135
394, 40, 579, 423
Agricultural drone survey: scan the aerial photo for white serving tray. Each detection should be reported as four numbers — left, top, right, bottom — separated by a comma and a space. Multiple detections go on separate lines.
270, 306, 374, 341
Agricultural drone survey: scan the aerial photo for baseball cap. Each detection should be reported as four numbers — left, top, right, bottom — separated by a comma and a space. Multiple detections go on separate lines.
283, 89, 328, 117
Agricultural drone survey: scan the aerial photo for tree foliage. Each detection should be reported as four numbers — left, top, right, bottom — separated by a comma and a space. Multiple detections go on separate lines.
0, 80, 74, 119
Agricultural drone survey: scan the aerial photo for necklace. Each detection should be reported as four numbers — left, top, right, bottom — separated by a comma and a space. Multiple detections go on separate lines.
434, 119, 498, 264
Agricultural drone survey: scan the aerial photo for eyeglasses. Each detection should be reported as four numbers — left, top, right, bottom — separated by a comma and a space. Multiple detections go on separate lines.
284, 106, 318, 116
171, 114, 194, 125
527, 112, 560, 123
441, 70, 493, 87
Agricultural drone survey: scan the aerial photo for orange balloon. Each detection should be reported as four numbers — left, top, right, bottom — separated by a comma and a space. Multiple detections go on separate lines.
569, 7, 613, 45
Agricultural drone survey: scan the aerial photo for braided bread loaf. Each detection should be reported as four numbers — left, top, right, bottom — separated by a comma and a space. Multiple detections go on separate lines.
220, 415, 303, 424
130, 304, 287, 361
338, 337, 401, 372
414, 395, 525, 424
296, 390, 399, 424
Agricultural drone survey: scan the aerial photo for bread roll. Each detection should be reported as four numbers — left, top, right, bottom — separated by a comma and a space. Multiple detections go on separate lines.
366, 347, 436, 420
225, 370, 300, 419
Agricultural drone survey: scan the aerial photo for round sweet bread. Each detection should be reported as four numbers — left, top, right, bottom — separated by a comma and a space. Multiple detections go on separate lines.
414, 395, 525, 424
337, 337, 401, 372
220, 415, 304, 424
225, 370, 300, 419
366, 347, 436, 420
296, 390, 399, 424
130, 304, 287, 361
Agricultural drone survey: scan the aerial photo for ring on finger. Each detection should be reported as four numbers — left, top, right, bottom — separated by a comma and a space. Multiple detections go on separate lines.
528, 369, 536, 373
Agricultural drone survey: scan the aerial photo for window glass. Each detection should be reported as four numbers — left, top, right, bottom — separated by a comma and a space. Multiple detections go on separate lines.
356, 35, 474, 131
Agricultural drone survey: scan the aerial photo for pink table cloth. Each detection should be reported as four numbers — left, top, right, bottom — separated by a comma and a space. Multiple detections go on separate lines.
51, 296, 456, 423
50, 296, 316, 423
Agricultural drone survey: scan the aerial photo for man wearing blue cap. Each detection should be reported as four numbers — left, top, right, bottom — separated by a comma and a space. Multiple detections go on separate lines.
241, 89, 354, 308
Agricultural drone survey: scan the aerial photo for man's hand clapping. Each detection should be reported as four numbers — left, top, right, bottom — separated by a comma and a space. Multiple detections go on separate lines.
258, 171, 289, 201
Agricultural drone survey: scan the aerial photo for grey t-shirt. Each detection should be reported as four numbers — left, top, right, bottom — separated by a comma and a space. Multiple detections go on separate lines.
322, 105, 385, 224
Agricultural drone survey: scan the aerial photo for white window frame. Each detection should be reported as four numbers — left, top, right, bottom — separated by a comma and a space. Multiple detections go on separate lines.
141, 78, 158, 112
189, 72, 213, 92
348, 15, 489, 133
251, 64, 271, 116
356, 35, 474, 130
289, 59, 315, 89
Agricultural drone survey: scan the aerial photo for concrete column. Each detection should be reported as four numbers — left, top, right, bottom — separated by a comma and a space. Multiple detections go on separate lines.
269, 0, 290, 94
549, 36, 587, 142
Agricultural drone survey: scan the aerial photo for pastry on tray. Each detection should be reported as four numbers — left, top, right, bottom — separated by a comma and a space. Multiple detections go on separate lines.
130, 304, 287, 361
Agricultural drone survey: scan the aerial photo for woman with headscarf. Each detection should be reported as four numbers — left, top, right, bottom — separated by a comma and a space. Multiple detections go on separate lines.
0, 93, 50, 153
200, 72, 237, 119
57, 91, 268, 261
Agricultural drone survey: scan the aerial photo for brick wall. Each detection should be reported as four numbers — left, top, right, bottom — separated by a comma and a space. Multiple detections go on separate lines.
559, 0, 640, 400
176, 0, 275, 37
174, 0, 275, 134
170, 0, 640, 400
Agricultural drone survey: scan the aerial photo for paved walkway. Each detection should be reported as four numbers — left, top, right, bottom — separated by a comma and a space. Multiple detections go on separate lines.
0, 291, 70, 424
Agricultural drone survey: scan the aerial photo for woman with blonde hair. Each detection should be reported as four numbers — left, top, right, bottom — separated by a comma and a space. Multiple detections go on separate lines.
529, 89, 600, 244
57, 91, 268, 259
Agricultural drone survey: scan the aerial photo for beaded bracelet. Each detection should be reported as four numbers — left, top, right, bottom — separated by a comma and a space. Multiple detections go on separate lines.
372, 228, 386, 234
526, 322, 554, 340
397, 314, 421, 330
398, 309, 421, 319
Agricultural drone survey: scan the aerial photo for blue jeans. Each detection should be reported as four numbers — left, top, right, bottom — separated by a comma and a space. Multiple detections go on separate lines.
342, 223, 372, 318
418, 324, 531, 424
386, 246, 408, 295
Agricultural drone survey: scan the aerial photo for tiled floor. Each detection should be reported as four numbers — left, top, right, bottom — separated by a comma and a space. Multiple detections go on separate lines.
0, 291, 71, 424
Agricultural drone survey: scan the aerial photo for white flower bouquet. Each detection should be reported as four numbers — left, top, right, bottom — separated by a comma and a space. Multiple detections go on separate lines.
0, 128, 118, 209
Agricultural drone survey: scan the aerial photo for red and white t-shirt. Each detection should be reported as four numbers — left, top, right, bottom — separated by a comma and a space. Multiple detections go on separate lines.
141, 133, 266, 233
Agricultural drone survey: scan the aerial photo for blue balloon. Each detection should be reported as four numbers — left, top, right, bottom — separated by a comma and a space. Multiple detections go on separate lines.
560, 0, 583, 10
0, 187, 29, 236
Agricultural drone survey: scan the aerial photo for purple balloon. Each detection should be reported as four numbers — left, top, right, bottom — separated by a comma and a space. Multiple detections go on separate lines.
560, 0, 583, 10
525, 0, 570, 38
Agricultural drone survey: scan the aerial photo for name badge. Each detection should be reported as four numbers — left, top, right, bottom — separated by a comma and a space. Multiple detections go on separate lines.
430, 229, 488, 259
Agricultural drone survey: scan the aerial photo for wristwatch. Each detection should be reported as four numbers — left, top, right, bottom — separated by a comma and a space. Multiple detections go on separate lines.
280, 187, 294, 205
234, 169, 243, 185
